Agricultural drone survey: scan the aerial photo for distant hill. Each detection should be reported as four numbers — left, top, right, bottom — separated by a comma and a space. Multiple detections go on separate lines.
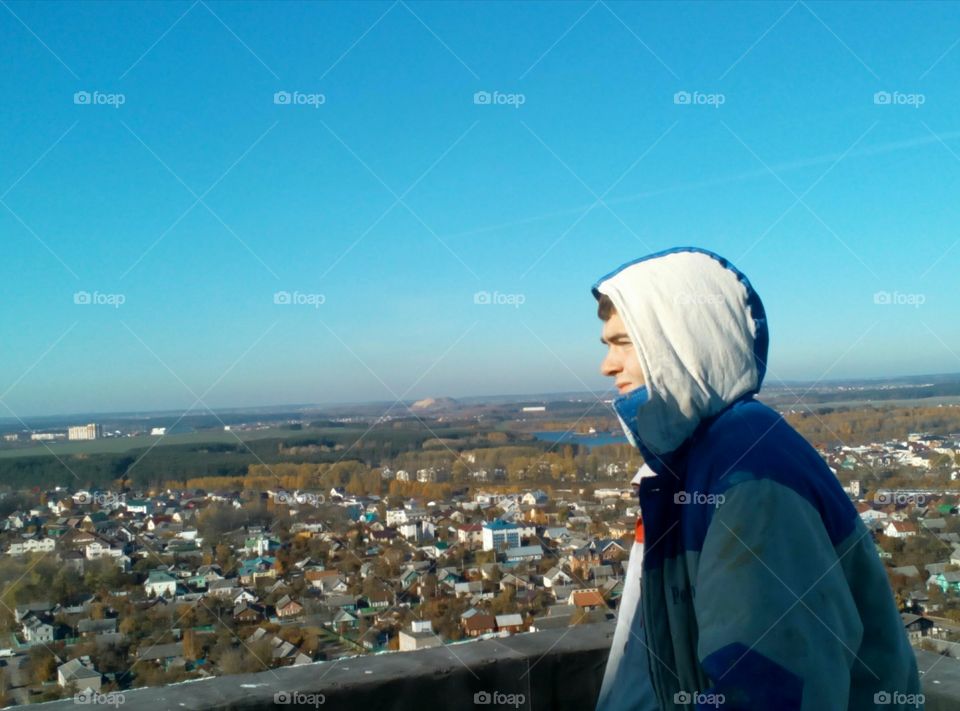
410, 397, 459, 412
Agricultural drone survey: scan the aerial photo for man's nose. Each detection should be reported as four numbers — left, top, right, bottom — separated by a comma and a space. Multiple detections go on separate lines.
600, 352, 619, 377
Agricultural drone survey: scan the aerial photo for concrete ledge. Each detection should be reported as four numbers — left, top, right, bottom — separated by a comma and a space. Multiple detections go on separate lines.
28, 623, 613, 711
916, 647, 960, 711
23, 624, 960, 710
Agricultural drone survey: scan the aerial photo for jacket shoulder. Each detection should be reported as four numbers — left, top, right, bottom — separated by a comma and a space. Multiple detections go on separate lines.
685, 399, 858, 546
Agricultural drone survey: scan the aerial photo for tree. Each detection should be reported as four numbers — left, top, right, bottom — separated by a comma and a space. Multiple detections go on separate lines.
489, 585, 515, 615
215, 638, 274, 675
182, 629, 200, 661
27, 646, 57, 685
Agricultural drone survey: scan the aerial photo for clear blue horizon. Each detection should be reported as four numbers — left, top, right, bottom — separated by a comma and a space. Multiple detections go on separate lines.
3, 1, 960, 418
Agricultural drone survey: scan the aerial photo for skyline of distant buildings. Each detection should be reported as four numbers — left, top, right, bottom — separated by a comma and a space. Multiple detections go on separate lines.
68, 424, 102, 441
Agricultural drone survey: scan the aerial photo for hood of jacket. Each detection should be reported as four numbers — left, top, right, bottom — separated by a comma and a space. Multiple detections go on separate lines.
593, 247, 769, 457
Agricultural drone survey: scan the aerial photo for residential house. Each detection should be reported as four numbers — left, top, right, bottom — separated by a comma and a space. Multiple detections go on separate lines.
568, 588, 606, 612
21, 613, 56, 643
885, 521, 917, 539
542, 568, 573, 588
275, 595, 304, 620
331, 609, 359, 633
933, 571, 960, 594
144, 571, 178, 598
136, 641, 184, 670
495, 613, 526, 634
901, 613, 935, 642
462, 613, 497, 637
77, 617, 118, 639
234, 602, 268, 624
521, 490, 548, 506
456, 524, 483, 546
6, 537, 56, 556
399, 620, 441, 651
57, 657, 102, 692
238, 556, 277, 585
14, 601, 53, 623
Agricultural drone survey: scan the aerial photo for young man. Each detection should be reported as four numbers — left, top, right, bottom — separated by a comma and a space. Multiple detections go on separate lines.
593, 248, 922, 710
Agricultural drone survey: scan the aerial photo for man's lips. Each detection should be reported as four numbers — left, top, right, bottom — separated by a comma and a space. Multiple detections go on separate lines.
616, 383, 632, 394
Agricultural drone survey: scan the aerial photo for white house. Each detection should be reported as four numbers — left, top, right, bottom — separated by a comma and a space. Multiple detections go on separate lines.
859, 509, 889, 526
7, 538, 56, 556
85, 541, 124, 560
144, 571, 177, 598
22, 617, 54, 643
543, 567, 573, 588
399, 519, 435, 541
885, 521, 918, 539
233, 589, 257, 606
522, 490, 548, 506
456, 524, 483, 545
398, 619, 440, 651
58, 657, 102, 692
386, 507, 428, 526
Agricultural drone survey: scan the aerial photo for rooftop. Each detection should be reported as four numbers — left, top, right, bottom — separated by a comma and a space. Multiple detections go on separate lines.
483, 520, 520, 530
24, 623, 960, 711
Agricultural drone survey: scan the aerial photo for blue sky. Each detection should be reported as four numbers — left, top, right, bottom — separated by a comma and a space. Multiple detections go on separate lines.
2, 1, 960, 417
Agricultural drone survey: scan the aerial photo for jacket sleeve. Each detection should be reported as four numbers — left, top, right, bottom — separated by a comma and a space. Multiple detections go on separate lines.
692, 476, 865, 711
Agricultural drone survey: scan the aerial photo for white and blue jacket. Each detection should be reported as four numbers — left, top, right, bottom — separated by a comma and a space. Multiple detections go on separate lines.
594, 248, 921, 711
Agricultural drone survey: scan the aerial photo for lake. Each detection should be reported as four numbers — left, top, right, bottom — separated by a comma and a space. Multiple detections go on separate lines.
533, 430, 628, 450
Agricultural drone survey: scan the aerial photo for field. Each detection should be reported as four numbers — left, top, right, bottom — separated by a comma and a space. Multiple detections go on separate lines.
0, 427, 317, 459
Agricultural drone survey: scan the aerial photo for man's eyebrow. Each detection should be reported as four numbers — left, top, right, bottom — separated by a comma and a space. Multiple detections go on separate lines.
601, 332, 629, 344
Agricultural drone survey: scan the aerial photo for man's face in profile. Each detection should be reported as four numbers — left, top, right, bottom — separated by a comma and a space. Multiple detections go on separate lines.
600, 311, 646, 396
